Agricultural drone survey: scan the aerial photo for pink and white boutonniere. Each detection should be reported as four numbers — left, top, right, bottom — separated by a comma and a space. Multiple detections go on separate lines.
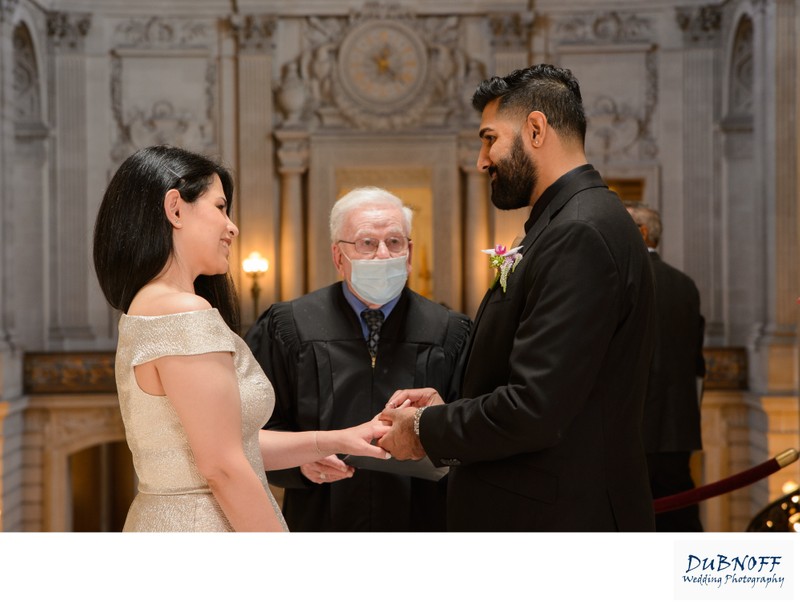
482, 244, 523, 293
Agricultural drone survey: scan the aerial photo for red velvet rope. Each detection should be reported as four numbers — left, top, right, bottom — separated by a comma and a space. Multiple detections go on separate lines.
653, 449, 798, 514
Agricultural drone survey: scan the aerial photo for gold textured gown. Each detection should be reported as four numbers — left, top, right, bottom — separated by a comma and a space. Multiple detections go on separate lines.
116, 308, 287, 531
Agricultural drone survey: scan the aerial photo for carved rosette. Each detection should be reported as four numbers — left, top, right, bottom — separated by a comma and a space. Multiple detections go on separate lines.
46, 11, 91, 51
280, 3, 483, 131
676, 5, 723, 46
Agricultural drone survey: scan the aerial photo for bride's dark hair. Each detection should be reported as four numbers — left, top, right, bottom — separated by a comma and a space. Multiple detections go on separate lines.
93, 145, 240, 332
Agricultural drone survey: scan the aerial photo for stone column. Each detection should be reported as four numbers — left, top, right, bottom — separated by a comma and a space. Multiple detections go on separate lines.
459, 131, 490, 318
0, 0, 19, 351
676, 5, 723, 341
771, 0, 797, 331
700, 390, 769, 531
46, 11, 93, 346
0, 398, 26, 531
0, 0, 26, 533
755, 0, 799, 394
275, 129, 310, 301
233, 14, 278, 329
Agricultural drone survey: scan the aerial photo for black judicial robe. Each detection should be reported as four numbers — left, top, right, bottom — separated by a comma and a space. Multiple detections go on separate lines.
245, 284, 471, 531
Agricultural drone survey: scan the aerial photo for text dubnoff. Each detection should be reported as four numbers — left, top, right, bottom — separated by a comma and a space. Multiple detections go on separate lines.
675, 541, 794, 599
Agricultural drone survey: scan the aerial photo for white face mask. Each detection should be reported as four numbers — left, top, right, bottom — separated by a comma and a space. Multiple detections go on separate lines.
346, 254, 408, 306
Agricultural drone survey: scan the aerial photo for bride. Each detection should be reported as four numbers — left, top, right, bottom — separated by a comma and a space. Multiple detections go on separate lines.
93, 144, 389, 531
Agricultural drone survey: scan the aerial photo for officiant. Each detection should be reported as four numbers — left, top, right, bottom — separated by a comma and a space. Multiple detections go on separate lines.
245, 186, 471, 531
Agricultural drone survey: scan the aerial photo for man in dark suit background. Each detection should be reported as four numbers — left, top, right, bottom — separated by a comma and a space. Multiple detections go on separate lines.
245, 186, 471, 531
379, 64, 656, 531
628, 204, 706, 532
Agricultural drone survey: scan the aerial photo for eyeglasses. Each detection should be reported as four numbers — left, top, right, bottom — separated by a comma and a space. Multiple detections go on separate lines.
337, 236, 410, 255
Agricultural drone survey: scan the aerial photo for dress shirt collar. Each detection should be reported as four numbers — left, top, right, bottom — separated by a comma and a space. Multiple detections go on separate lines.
524, 163, 594, 234
341, 281, 401, 339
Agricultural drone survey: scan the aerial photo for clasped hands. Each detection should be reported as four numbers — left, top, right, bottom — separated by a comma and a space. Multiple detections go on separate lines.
377, 387, 443, 461
301, 388, 444, 484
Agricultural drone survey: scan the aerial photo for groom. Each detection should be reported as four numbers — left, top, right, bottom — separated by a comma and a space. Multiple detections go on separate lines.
379, 64, 656, 531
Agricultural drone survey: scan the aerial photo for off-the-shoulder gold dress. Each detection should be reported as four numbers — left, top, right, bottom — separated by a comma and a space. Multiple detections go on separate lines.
115, 308, 287, 531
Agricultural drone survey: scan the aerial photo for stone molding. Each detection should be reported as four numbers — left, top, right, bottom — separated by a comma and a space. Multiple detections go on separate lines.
112, 16, 213, 50
275, 129, 310, 174
23, 352, 116, 394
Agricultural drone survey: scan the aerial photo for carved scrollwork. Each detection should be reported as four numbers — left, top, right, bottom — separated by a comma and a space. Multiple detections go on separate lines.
555, 10, 653, 45
46, 11, 91, 51
24, 352, 116, 394
113, 16, 211, 49
284, 5, 483, 131
676, 4, 723, 46
110, 52, 217, 162
234, 14, 277, 52
583, 43, 658, 164
585, 84, 658, 164
489, 12, 532, 50
46, 408, 125, 451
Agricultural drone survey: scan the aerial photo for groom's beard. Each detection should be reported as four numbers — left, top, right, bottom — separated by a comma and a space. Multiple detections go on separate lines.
489, 133, 537, 211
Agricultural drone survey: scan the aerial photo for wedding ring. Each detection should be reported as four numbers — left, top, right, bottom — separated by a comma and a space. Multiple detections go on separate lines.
320, 472, 327, 481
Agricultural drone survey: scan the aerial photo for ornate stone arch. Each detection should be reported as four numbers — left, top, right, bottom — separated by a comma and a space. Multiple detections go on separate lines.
727, 14, 753, 120
12, 22, 40, 123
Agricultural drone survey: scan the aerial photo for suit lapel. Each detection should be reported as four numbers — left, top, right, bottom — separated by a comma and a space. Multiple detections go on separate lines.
465, 169, 609, 364
518, 168, 609, 253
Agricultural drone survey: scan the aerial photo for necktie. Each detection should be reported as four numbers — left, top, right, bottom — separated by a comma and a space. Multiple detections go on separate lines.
361, 309, 384, 368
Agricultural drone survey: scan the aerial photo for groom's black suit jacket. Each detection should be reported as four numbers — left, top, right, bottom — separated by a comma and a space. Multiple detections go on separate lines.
421, 165, 657, 531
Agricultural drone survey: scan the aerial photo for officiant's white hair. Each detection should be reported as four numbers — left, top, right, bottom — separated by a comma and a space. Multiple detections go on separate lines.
329, 186, 413, 241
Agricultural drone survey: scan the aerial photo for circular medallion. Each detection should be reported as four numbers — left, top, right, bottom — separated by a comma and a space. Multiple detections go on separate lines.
337, 20, 428, 110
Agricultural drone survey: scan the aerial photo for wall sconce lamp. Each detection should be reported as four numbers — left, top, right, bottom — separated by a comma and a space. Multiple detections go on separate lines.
242, 251, 269, 321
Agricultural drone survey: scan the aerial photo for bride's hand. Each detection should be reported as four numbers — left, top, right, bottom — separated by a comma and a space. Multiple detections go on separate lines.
332, 419, 391, 460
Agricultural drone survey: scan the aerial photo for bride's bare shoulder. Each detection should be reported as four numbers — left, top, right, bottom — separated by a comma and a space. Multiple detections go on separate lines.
128, 285, 211, 317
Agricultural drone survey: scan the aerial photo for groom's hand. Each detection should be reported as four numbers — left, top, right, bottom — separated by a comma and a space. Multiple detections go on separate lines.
378, 407, 426, 461
385, 387, 444, 409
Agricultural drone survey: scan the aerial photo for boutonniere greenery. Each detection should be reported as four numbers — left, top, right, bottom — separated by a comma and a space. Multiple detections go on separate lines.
482, 244, 523, 293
